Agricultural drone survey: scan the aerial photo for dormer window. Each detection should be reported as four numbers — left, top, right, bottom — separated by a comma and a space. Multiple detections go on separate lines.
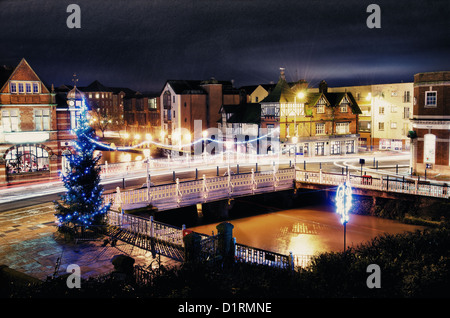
9, 81, 40, 94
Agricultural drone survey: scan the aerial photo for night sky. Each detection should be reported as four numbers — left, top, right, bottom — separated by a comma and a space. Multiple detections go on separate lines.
1, 0, 449, 93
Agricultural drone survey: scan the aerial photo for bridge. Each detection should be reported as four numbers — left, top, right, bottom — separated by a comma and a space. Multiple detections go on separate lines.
104, 166, 295, 212
99, 161, 448, 271
103, 165, 449, 213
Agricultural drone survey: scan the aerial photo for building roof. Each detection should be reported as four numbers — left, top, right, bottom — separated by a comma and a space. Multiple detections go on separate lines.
67, 86, 85, 100
164, 78, 239, 95
260, 74, 297, 103
220, 103, 261, 124
166, 80, 207, 95
323, 92, 361, 114
81, 80, 113, 92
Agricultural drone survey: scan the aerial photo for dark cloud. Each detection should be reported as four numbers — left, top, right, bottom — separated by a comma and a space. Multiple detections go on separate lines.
0, 0, 449, 92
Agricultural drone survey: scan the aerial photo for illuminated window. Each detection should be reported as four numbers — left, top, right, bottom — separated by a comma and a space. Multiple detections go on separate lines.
378, 122, 384, 131
2, 109, 19, 132
26, 83, 31, 93
315, 123, 325, 135
33, 83, 39, 93
390, 122, 397, 129
18, 83, 24, 93
35, 109, 50, 131
316, 104, 325, 114
336, 122, 349, 134
5, 145, 49, 174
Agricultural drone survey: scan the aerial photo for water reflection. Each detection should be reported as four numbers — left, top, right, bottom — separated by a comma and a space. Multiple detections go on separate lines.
189, 205, 426, 257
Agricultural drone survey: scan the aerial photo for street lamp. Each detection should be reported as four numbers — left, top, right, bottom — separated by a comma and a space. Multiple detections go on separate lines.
143, 148, 151, 192
336, 181, 352, 251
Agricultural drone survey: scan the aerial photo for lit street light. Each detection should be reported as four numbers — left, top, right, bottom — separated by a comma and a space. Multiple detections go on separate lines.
336, 181, 352, 251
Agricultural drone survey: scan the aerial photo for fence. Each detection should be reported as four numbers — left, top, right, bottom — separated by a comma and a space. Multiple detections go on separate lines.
99, 154, 283, 177
105, 210, 312, 270
107, 210, 185, 246
296, 170, 450, 199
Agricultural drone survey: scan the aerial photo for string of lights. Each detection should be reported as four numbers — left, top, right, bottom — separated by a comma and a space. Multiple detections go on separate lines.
86, 128, 281, 152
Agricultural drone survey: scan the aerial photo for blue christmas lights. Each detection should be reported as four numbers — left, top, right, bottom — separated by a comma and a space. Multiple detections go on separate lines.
54, 97, 110, 228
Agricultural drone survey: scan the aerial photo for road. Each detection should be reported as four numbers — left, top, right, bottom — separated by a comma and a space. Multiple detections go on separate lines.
0, 152, 411, 212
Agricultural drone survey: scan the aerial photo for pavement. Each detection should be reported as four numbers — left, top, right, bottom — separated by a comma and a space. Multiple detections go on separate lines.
0, 202, 181, 281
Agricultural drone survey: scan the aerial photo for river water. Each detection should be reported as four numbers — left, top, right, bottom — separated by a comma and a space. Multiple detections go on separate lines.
187, 203, 426, 257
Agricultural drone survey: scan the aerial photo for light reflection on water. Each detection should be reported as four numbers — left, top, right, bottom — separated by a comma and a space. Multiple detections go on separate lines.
189, 205, 426, 257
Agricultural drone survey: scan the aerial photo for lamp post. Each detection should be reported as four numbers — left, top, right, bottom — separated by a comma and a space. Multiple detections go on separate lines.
336, 181, 352, 251
202, 130, 208, 161
143, 148, 151, 191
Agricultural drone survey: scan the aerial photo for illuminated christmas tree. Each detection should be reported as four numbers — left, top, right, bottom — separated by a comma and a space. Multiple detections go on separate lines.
54, 93, 110, 231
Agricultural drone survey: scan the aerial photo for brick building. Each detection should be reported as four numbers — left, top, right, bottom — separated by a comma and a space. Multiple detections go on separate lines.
123, 92, 160, 139
410, 71, 450, 177
159, 78, 240, 145
260, 69, 361, 156
0, 58, 75, 186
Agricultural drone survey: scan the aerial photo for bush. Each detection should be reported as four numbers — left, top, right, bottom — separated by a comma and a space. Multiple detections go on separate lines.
3, 228, 449, 298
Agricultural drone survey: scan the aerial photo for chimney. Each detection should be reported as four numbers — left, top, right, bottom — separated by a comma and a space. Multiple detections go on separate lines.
319, 80, 328, 93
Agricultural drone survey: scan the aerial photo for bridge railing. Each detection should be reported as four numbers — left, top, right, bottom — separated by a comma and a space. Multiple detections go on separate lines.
103, 167, 296, 210
107, 210, 185, 246
296, 169, 449, 199
234, 242, 293, 269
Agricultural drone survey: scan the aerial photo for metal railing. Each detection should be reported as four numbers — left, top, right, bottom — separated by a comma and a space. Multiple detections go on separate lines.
106, 210, 185, 246
296, 170, 450, 199
235, 243, 292, 269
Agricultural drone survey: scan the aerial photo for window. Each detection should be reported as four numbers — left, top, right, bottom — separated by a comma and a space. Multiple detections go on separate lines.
316, 104, 325, 114
379, 107, 384, 115
173, 95, 176, 103
264, 106, 276, 116
255, 96, 259, 103
359, 121, 371, 132
390, 122, 397, 129
403, 91, 410, 103
315, 123, 325, 135
391, 106, 397, 113
346, 140, 355, 153
10, 81, 40, 94
315, 142, 324, 156
331, 141, 341, 155
5, 145, 49, 174
148, 98, 157, 110
340, 104, 348, 113
2, 110, 19, 132
35, 109, 50, 131
403, 107, 410, 119
378, 122, 384, 131
425, 91, 437, 107
336, 122, 349, 134
95, 93, 100, 99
